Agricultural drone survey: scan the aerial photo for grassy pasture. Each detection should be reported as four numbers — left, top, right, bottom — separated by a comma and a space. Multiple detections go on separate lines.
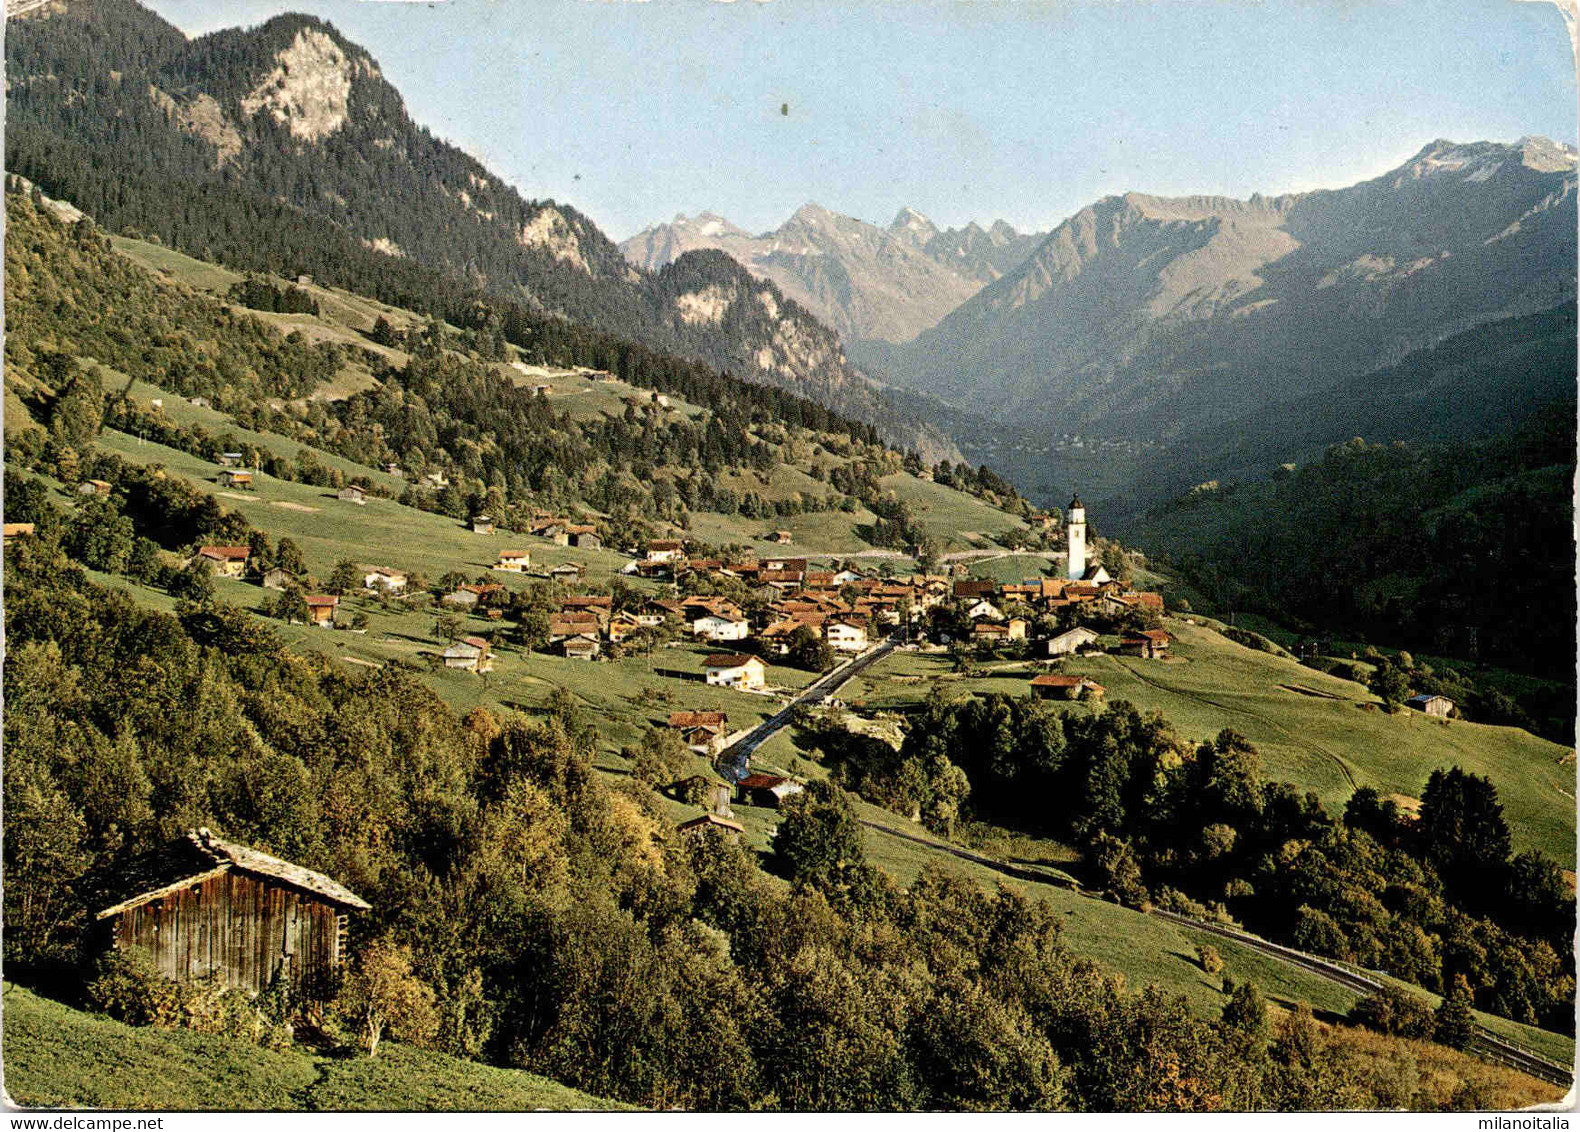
880, 472, 1027, 546
0, 982, 623, 1111
841, 623, 1575, 866
96, 429, 634, 588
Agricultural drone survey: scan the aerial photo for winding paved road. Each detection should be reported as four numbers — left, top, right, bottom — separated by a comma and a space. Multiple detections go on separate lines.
720, 637, 899, 780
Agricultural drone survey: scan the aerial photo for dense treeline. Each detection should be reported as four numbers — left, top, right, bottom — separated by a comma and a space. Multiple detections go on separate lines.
1131, 418, 1576, 741
892, 693, 1575, 1033
1, 544, 1547, 1110
4, 1, 956, 458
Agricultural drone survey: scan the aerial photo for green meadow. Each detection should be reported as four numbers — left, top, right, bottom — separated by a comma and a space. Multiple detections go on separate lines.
835, 623, 1575, 867
0, 982, 624, 1111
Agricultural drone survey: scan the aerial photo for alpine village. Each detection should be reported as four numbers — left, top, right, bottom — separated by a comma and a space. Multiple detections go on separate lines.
1, 0, 1577, 1115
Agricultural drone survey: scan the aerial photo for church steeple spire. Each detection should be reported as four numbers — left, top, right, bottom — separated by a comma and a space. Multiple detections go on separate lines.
1066, 494, 1087, 581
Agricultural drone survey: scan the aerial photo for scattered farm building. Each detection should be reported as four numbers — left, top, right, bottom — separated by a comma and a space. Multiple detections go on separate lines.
1046, 626, 1102, 657
197, 545, 250, 578
219, 452, 245, 468
78, 479, 112, 498
363, 567, 407, 593
471, 515, 495, 535
304, 595, 340, 626
337, 485, 367, 505
676, 813, 744, 841
494, 549, 533, 572
218, 469, 254, 489
4, 522, 36, 543
1120, 629, 1172, 659
561, 635, 601, 661
737, 774, 804, 808
261, 566, 296, 591
549, 563, 585, 582
1031, 674, 1106, 701
1406, 694, 1455, 718
95, 828, 370, 1000
443, 635, 495, 673
668, 710, 730, 754
668, 775, 735, 815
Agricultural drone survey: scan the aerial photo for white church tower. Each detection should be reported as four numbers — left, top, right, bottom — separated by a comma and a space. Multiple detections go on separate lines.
1066, 494, 1087, 581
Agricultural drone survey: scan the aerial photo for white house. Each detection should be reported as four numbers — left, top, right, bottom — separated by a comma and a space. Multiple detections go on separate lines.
704, 654, 766, 690
494, 549, 532, 572
825, 620, 868, 653
965, 598, 1005, 622
363, 567, 407, 593
646, 540, 686, 563
1046, 626, 1102, 657
443, 636, 494, 673
693, 614, 750, 642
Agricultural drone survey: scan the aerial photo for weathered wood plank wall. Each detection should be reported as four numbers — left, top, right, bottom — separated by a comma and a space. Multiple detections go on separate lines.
111, 872, 342, 998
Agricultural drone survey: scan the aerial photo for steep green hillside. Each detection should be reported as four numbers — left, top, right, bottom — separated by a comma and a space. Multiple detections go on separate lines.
4, 190, 1027, 558
1125, 421, 1575, 742
1, 983, 625, 1111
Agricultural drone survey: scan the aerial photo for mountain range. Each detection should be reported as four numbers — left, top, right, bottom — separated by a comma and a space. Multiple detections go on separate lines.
4, 0, 959, 461
8, 0, 1575, 512
621, 205, 1045, 347
876, 136, 1577, 448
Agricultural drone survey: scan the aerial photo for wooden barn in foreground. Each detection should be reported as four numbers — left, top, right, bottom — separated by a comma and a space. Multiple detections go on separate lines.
95, 828, 370, 1000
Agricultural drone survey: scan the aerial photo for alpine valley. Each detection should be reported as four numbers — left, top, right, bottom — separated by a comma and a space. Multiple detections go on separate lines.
3, 0, 1577, 1117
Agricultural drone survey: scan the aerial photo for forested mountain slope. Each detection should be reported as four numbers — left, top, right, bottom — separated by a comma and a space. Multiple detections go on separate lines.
2, 188, 1020, 551
4, 0, 956, 460
1127, 412, 1576, 723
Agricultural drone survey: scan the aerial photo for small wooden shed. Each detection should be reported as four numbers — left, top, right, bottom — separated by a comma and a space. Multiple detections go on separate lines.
1406, 694, 1455, 718
96, 828, 370, 1000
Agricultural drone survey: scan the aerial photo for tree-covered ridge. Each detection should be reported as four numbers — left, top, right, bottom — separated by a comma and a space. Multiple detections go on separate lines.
3, 190, 1022, 547
4, 0, 956, 459
1, 544, 1558, 1111
1126, 416, 1576, 738
4, 187, 344, 409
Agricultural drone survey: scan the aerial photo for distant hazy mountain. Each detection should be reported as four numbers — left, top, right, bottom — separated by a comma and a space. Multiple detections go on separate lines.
620, 204, 1045, 345
6, 0, 960, 461
879, 137, 1578, 443
887, 209, 1045, 286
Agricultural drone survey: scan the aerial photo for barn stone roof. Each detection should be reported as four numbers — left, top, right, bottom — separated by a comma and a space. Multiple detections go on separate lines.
96, 828, 370, 919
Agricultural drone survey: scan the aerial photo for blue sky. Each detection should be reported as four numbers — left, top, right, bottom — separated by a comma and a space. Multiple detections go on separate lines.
145, 0, 1577, 241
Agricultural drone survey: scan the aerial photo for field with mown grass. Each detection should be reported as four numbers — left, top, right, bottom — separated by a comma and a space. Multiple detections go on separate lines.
95, 429, 636, 587
0, 982, 625, 1111
879, 472, 1027, 546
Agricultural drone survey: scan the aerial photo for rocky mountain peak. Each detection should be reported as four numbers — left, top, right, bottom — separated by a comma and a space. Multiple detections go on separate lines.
889, 206, 938, 244
236, 22, 384, 143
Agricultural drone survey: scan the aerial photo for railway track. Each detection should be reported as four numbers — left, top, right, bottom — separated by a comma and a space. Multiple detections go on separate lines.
1150, 908, 1573, 1088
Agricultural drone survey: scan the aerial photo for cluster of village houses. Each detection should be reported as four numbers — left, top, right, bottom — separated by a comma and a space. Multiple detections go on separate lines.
186, 515, 1171, 685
